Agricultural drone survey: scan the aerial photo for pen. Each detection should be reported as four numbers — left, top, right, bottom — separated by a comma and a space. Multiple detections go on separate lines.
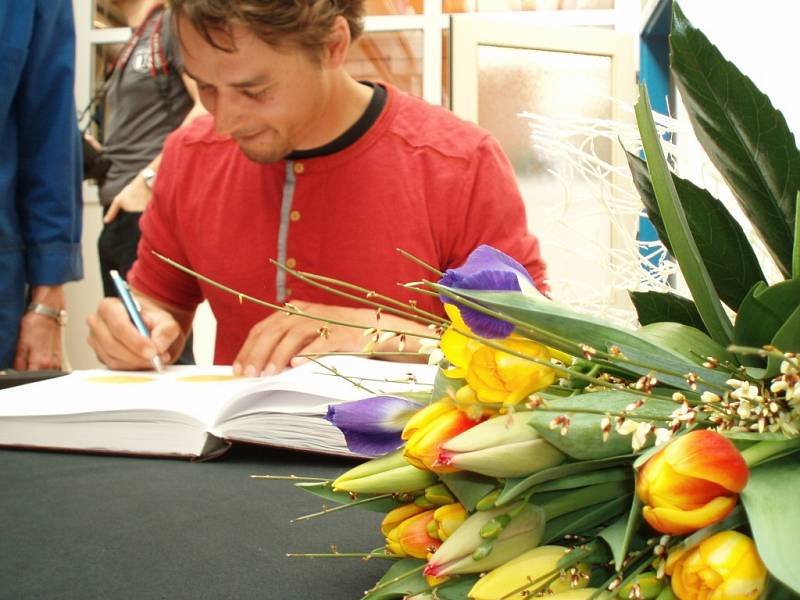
109, 269, 164, 372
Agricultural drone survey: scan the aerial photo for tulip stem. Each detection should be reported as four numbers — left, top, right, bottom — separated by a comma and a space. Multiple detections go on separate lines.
739, 437, 800, 468
250, 475, 329, 481
272, 261, 448, 327
287, 549, 397, 560
153, 252, 440, 340
292, 493, 397, 522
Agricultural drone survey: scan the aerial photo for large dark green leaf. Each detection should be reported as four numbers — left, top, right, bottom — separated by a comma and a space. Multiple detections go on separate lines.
740, 455, 800, 594
670, 3, 800, 276
437, 286, 732, 394
626, 151, 765, 311
638, 322, 737, 365
629, 290, 706, 332
439, 471, 497, 513
635, 84, 733, 346
295, 481, 403, 513
734, 279, 800, 370
766, 303, 800, 377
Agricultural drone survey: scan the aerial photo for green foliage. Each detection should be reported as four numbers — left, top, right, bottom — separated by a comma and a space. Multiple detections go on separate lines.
361, 559, 428, 600
670, 3, 800, 277
294, 481, 404, 513
629, 290, 706, 331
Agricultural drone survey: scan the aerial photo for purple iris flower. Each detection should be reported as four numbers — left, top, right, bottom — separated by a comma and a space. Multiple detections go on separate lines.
438, 245, 535, 339
326, 396, 424, 457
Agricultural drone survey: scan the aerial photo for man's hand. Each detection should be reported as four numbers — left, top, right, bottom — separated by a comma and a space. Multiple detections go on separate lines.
87, 297, 183, 370
233, 301, 426, 377
103, 174, 152, 224
14, 311, 62, 371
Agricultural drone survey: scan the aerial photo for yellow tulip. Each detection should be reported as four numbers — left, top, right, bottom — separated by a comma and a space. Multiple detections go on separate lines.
402, 400, 481, 473
665, 531, 767, 599
468, 545, 590, 599
440, 305, 555, 408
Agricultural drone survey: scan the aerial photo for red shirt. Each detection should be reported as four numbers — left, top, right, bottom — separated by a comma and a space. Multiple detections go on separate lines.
129, 84, 547, 364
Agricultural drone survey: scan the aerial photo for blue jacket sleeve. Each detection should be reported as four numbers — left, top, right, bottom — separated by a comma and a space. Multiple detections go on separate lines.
15, 0, 83, 285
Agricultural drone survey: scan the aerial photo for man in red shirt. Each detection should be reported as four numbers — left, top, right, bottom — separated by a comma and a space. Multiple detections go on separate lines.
87, 0, 547, 375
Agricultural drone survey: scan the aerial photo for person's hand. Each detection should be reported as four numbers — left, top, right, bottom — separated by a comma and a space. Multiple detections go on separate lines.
103, 174, 152, 224
13, 311, 62, 371
87, 297, 182, 370
84, 132, 102, 152
234, 301, 390, 377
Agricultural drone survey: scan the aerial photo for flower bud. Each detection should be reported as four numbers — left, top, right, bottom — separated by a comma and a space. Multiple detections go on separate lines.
383, 505, 441, 559
636, 430, 749, 534
402, 400, 481, 472
665, 531, 767, 599
468, 545, 590, 600
424, 503, 545, 577
332, 449, 437, 494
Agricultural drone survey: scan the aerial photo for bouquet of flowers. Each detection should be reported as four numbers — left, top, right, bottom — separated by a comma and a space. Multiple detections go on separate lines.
250, 5, 800, 599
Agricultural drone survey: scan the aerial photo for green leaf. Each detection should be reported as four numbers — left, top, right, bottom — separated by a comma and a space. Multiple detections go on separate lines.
439, 471, 498, 513
766, 302, 800, 377
432, 576, 479, 600
740, 455, 800, 594
543, 495, 631, 544
497, 454, 635, 506
437, 287, 731, 393
794, 191, 800, 279
626, 151, 765, 311
294, 481, 404, 513
629, 290, 706, 332
638, 322, 737, 366
634, 83, 733, 346
734, 279, 800, 369
361, 559, 428, 600
670, 3, 800, 277
527, 391, 695, 460
533, 467, 630, 492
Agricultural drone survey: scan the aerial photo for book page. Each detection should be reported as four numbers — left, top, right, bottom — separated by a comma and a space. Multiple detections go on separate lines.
213, 355, 436, 425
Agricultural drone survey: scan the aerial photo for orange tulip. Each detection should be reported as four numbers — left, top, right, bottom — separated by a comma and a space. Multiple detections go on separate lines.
665, 531, 767, 599
637, 430, 749, 534
402, 400, 481, 473
382, 505, 441, 559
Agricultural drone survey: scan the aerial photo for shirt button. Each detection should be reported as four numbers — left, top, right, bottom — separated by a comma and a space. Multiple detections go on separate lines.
293, 162, 304, 175
286, 257, 297, 269
290, 210, 301, 222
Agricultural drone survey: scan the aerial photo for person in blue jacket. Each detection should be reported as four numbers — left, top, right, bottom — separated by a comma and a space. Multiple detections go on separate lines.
0, 1, 83, 370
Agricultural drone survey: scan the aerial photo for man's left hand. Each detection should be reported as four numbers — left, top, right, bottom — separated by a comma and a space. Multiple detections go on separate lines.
103, 174, 152, 223
14, 311, 62, 371
233, 301, 424, 376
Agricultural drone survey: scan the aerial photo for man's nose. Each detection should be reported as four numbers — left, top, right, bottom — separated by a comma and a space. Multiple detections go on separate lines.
212, 95, 239, 137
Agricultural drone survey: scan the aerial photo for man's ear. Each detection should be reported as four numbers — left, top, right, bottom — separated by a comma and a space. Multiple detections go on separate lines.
322, 15, 352, 68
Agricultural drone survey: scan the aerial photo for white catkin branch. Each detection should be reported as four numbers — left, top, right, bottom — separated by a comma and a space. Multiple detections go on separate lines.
517, 101, 780, 329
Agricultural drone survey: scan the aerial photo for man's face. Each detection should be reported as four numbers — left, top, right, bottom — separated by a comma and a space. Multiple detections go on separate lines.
178, 16, 328, 163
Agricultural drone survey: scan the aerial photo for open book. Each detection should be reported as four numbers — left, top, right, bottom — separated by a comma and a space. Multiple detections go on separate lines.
0, 356, 435, 459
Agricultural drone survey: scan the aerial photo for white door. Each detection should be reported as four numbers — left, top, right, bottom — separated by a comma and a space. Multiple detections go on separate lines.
451, 16, 637, 323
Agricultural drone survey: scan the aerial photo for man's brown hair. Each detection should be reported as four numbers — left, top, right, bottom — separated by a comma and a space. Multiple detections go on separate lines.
170, 0, 365, 59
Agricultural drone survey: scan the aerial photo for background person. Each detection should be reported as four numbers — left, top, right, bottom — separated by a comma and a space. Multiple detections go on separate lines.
0, 1, 83, 370
85, 0, 205, 364
87, 0, 548, 375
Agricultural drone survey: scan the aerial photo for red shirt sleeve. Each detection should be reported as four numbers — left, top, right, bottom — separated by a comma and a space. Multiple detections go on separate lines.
127, 131, 204, 310
446, 134, 549, 294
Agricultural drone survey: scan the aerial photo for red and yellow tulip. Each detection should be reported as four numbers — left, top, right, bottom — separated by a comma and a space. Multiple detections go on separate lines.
382, 504, 441, 559
665, 531, 767, 599
636, 430, 749, 534
401, 400, 481, 473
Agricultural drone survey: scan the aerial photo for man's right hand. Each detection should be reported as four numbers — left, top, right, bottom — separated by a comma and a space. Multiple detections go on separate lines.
87, 297, 181, 370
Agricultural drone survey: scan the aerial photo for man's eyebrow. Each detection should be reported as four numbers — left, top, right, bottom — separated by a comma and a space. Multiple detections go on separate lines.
181, 68, 270, 89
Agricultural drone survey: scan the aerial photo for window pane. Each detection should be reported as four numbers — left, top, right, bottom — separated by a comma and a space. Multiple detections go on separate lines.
446, 0, 613, 12
476, 45, 616, 306
346, 31, 424, 97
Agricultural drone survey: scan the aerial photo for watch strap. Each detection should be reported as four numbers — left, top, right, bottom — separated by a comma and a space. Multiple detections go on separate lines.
140, 166, 157, 189
27, 303, 68, 326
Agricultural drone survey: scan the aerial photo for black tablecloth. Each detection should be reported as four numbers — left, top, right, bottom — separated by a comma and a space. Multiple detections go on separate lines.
0, 445, 390, 600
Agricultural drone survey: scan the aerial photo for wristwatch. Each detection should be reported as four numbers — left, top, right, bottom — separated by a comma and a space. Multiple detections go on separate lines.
27, 303, 68, 326
140, 166, 157, 189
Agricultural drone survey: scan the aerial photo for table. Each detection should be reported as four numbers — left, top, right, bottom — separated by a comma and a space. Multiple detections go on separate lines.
0, 445, 391, 599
